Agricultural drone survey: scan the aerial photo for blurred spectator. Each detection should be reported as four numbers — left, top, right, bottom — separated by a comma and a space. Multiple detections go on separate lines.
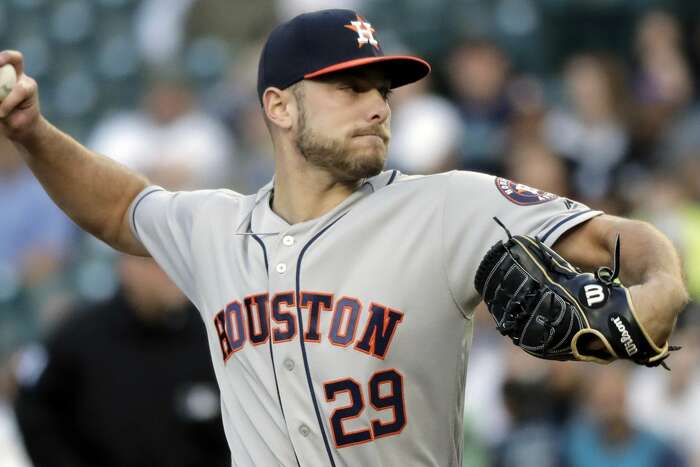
276, 0, 366, 20
388, 76, 462, 174
13, 255, 228, 467
201, 44, 263, 125
507, 74, 548, 141
658, 104, 700, 175
186, 0, 276, 46
135, 0, 197, 67
543, 53, 630, 205
465, 304, 510, 446
462, 415, 489, 467
230, 96, 275, 192
0, 362, 31, 467
184, 0, 276, 98
690, 13, 700, 88
491, 348, 562, 467
545, 361, 587, 429
447, 39, 513, 174
632, 10, 690, 108
628, 320, 700, 467
88, 69, 236, 190
561, 364, 687, 467
0, 135, 77, 361
632, 169, 689, 246
631, 168, 700, 302
631, 10, 694, 164
504, 138, 570, 198
0, 136, 76, 289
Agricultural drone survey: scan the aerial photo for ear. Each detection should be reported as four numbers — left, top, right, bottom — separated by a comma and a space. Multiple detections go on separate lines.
263, 87, 295, 130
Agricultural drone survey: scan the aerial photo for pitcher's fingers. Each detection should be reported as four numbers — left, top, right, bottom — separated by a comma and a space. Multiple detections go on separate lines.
0, 50, 24, 77
0, 76, 36, 119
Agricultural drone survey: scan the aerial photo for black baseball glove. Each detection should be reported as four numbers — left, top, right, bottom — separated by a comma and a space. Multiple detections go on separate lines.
474, 219, 676, 368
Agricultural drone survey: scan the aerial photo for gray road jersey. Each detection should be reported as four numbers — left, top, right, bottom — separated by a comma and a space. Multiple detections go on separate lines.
128, 170, 601, 467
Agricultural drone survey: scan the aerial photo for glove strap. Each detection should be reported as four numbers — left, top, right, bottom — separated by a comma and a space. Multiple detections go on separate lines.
595, 234, 620, 285
493, 216, 513, 239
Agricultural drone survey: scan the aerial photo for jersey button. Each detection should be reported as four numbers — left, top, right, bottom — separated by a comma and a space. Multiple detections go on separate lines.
282, 235, 295, 246
276, 263, 287, 274
299, 425, 311, 437
283, 359, 295, 371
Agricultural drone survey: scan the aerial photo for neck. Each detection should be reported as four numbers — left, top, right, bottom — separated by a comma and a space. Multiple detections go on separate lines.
272, 151, 361, 224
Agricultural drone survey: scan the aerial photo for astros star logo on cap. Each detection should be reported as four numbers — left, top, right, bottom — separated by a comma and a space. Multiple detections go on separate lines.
344, 14, 379, 49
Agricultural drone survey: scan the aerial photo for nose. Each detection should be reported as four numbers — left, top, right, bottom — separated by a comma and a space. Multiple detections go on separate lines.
364, 88, 390, 124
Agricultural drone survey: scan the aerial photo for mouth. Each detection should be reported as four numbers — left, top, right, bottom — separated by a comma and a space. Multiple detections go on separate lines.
356, 134, 383, 140
354, 132, 389, 144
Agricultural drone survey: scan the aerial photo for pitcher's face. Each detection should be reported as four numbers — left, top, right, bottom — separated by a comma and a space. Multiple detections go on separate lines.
292, 68, 392, 183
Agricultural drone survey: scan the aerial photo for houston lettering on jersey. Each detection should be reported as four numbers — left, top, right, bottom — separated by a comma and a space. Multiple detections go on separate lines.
213, 291, 404, 362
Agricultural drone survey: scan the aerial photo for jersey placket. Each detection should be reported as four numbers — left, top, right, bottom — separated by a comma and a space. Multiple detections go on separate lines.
266, 222, 336, 467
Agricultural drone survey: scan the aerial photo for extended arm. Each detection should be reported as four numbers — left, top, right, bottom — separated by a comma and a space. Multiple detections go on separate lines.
0, 50, 148, 256
553, 214, 688, 346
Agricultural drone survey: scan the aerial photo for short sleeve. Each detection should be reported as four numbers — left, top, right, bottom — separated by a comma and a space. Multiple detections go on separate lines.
441, 171, 603, 314
128, 186, 217, 303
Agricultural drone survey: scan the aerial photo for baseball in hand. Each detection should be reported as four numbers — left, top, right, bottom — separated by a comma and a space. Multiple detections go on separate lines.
0, 64, 17, 101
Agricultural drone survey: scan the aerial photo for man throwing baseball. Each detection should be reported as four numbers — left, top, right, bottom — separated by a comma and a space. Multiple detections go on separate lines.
0, 9, 687, 467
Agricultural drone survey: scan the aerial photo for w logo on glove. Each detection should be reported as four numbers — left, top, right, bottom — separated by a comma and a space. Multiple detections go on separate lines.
583, 284, 606, 307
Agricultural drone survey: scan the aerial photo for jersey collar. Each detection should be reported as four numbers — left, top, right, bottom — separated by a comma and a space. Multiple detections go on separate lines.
236, 170, 400, 235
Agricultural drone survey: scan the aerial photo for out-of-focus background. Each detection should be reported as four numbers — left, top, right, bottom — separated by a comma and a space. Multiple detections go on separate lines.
1, 0, 700, 466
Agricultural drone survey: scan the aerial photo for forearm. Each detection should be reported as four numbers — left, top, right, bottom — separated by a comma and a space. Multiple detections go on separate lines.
608, 219, 688, 345
18, 118, 148, 254
555, 215, 688, 346
605, 219, 683, 286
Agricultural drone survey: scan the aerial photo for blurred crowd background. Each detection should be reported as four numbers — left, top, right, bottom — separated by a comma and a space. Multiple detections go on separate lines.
1, 0, 700, 466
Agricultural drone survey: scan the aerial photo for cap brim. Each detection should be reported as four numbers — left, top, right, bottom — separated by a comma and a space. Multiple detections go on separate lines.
303, 55, 431, 88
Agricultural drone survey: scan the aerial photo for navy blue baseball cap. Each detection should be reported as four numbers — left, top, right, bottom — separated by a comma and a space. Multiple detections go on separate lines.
257, 9, 431, 102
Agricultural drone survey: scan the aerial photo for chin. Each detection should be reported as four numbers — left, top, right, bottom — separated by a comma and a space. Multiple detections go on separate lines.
349, 153, 386, 179
353, 139, 388, 160
354, 136, 387, 151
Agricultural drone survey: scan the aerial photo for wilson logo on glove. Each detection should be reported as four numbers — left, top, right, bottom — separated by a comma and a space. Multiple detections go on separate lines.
611, 316, 639, 357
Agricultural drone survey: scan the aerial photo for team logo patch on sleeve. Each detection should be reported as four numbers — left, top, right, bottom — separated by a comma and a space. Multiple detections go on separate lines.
495, 177, 558, 205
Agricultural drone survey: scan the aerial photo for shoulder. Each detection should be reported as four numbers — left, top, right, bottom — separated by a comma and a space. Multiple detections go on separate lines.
366, 169, 461, 193
191, 187, 248, 210
191, 188, 257, 226
363, 170, 504, 206
175, 187, 246, 204
391, 169, 496, 190
385, 169, 504, 201
133, 186, 250, 219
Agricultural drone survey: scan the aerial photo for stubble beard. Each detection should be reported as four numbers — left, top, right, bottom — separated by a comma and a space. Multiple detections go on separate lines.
293, 91, 388, 184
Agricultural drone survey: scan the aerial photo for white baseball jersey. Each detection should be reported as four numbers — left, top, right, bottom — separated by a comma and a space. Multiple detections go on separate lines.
128, 170, 601, 466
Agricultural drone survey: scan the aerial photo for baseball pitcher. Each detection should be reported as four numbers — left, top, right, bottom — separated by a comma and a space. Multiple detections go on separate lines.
0, 9, 687, 467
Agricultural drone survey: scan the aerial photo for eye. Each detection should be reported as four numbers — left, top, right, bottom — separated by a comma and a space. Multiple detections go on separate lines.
338, 84, 360, 93
380, 87, 393, 100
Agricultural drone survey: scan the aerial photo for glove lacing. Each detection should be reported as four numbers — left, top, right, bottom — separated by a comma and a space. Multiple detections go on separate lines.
497, 283, 561, 350
493, 217, 564, 349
